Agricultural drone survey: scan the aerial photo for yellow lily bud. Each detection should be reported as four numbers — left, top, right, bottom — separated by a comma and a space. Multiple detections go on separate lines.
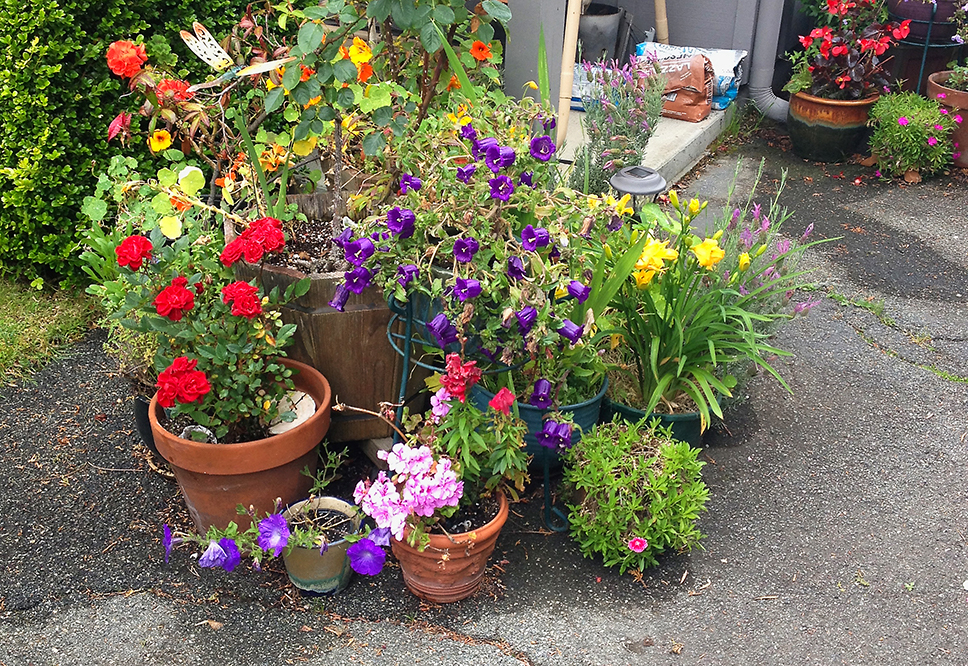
604, 243, 613, 259
712, 229, 724, 241
668, 189, 680, 210
524, 80, 539, 90
688, 199, 701, 216
738, 252, 751, 271
754, 243, 768, 257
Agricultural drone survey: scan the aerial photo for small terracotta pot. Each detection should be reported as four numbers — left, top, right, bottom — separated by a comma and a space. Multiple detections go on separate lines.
150, 358, 332, 532
282, 497, 361, 594
391, 491, 509, 603
787, 92, 879, 162
927, 71, 968, 168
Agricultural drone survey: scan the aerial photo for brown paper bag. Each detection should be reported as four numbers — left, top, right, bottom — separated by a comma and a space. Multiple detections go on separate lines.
658, 55, 714, 122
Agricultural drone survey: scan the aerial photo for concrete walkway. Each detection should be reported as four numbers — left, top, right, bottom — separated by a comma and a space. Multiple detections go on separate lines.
2, 126, 966, 665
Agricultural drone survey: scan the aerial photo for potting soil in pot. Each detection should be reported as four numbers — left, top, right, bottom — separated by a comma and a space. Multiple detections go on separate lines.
438, 494, 500, 535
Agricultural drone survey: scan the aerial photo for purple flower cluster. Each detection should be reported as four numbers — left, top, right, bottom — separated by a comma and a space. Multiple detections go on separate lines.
536, 419, 573, 450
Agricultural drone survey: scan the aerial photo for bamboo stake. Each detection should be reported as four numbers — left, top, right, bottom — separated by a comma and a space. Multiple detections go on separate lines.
655, 0, 670, 45
556, 0, 584, 149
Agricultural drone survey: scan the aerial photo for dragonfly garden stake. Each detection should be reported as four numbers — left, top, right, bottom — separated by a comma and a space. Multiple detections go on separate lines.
180, 22, 295, 93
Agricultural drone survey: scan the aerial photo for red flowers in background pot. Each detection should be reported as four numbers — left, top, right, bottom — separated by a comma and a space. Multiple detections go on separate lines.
220, 217, 286, 266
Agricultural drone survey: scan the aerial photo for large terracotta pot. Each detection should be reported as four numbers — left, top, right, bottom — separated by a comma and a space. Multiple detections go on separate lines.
787, 92, 879, 162
150, 358, 332, 532
236, 264, 426, 442
927, 71, 968, 168
390, 491, 508, 603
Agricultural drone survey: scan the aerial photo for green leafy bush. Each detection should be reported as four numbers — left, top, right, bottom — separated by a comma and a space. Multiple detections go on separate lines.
563, 419, 709, 573
0, 0, 247, 284
868, 92, 959, 177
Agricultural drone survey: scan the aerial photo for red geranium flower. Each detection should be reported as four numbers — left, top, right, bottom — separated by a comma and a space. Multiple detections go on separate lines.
115, 235, 152, 270
154, 276, 195, 321
487, 387, 515, 415
156, 78, 195, 103
106, 40, 148, 78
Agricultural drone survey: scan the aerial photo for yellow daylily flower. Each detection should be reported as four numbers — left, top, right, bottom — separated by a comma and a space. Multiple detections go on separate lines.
148, 129, 172, 152
712, 229, 724, 241
633, 269, 657, 289
688, 198, 702, 216
668, 189, 680, 210
738, 252, 751, 271
616, 193, 633, 216
159, 215, 182, 239
524, 80, 539, 90
754, 243, 768, 257
587, 197, 600, 209
635, 237, 679, 273
691, 238, 725, 269
348, 37, 372, 65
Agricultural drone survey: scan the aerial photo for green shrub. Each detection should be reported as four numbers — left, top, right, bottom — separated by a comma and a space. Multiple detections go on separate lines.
563, 418, 709, 573
0, 0, 247, 285
868, 92, 959, 177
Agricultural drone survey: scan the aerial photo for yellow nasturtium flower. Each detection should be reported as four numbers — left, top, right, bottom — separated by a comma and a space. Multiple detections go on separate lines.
348, 37, 372, 65
738, 252, 751, 271
148, 129, 172, 152
691, 238, 725, 269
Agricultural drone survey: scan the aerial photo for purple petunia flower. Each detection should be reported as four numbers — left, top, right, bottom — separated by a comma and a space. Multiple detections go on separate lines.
489, 175, 515, 201
345, 266, 373, 294
515, 305, 537, 334
344, 237, 375, 266
454, 277, 482, 301
519, 171, 534, 188
530, 378, 553, 409
507, 256, 527, 281
328, 282, 351, 312
427, 313, 459, 348
485, 144, 516, 173
332, 227, 354, 248
368, 527, 392, 548
198, 540, 226, 569
397, 264, 419, 288
567, 280, 590, 304
460, 123, 478, 141
400, 173, 422, 194
521, 224, 550, 251
607, 215, 623, 232
163, 525, 173, 564
557, 319, 583, 344
386, 207, 416, 239
257, 514, 290, 558
529, 135, 556, 162
456, 163, 477, 183
347, 538, 386, 576
472, 136, 499, 161
454, 237, 479, 263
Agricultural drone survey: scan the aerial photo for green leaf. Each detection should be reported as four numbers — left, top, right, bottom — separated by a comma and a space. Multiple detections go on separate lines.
80, 197, 107, 222
178, 168, 205, 196
436, 24, 476, 102
372, 106, 394, 127
476, 22, 495, 44
538, 26, 551, 104
333, 59, 358, 83
284, 105, 300, 122
391, 0, 416, 29
156, 168, 177, 188
151, 191, 174, 215
264, 87, 286, 114
359, 82, 393, 112
303, 7, 332, 20
481, 0, 512, 24
432, 5, 455, 24
419, 22, 443, 54
361, 131, 386, 156
367, 0, 392, 21
282, 63, 302, 91
298, 21, 326, 53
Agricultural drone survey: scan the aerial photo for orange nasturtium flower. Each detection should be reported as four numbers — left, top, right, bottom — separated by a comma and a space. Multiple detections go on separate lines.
470, 40, 493, 61
356, 61, 373, 83
447, 74, 461, 91
299, 65, 315, 82
348, 37, 372, 65
148, 130, 172, 152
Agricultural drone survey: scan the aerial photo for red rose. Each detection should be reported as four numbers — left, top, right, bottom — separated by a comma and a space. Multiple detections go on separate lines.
115, 235, 153, 270
156, 356, 210, 407
221, 280, 259, 304
220, 237, 248, 266
248, 217, 285, 253
230, 293, 263, 319
488, 387, 515, 416
106, 40, 148, 78
156, 78, 195, 102
154, 276, 195, 321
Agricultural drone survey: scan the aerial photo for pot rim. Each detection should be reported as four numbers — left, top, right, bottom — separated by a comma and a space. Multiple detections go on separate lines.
397, 489, 509, 551
792, 91, 880, 106
474, 377, 609, 412
282, 496, 362, 549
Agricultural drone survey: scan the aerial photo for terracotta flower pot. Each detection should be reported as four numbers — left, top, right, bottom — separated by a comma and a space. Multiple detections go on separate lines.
149, 358, 332, 532
390, 491, 509, 603
927, 71, 968, 168
787, 92, 879, 162
282, 497, 361, 594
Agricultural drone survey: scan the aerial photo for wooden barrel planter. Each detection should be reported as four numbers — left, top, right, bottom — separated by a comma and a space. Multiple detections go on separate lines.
236, 192, 425, 442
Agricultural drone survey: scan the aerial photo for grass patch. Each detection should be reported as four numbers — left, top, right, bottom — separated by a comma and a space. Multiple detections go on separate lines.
0, 280, 98, 385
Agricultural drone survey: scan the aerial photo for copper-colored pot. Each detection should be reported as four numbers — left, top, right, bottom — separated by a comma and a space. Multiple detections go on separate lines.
391, 491, 509, 603
787, 91, 879, 163
150, 358, 332, 532
927, 71, 968, 168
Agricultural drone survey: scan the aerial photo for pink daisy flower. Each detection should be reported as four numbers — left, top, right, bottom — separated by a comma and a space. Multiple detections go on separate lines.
898, 116, 909, 126
928, 136, 938, 146
628, 537, 648, 553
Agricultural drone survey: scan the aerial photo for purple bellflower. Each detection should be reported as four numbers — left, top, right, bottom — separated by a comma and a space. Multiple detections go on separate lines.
453, 237, 480, 263
386, 207, 416, 239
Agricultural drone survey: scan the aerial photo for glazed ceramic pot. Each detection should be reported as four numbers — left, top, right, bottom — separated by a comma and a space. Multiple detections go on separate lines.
927, 71, 968, 168
787, 92, 879, 162
887, 0, 959, 43
282, 497, 361, 594
390, 491, 508, 603
599, 397, 705, 446
149, 358, 332, 532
